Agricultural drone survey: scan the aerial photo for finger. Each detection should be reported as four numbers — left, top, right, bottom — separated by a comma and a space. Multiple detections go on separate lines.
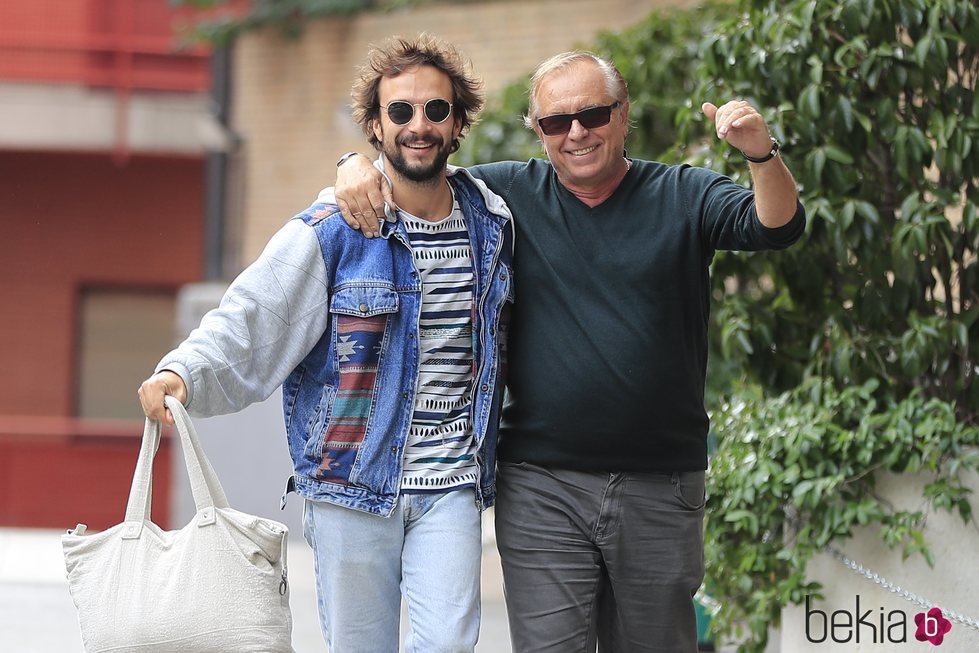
382, 177, 396, 211
347, 196, 378, 238
730, 110, 763, 131
729, 103, 765, 129
336, 199, 362, 231
701, 102, 718, 122
711, 105, 735, 138
164, 408, 175, 426
713, 103, 743, 137
137, 383, 165, 422
354, 199, 380, 236
361, 214, 379, 238
366, 187, 387, 221
711, 100, 752, 136
724, 115, 770, 153
716, 111, 753, 138
359, 171, 393, 237
137, 386, 150, 418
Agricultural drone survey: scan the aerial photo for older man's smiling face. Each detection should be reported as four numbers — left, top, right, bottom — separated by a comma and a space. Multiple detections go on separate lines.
533, 60, 629, 195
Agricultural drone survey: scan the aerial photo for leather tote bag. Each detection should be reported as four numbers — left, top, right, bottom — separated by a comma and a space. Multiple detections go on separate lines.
62, 395, 294, 652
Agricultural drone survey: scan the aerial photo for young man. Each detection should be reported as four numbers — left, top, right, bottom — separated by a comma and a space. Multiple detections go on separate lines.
138, 35, 513, 653
333, 51, 805, 652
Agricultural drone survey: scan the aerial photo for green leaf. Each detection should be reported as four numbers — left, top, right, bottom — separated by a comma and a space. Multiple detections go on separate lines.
837, 96, 854, 132
824, 145, 855, 164
724, 509, 760, 535
854, 201, 879, 224
799, 84, 821, 118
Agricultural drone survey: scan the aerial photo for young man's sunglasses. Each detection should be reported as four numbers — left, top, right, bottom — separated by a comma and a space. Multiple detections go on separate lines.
537, 101, 621, 136
381, 98, 454, 125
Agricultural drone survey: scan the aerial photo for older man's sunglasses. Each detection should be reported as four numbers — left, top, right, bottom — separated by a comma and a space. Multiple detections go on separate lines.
537, 101, 621, 136
381, 98, 453, 125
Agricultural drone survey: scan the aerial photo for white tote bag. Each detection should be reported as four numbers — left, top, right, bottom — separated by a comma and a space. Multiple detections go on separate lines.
62, 396, 294, 652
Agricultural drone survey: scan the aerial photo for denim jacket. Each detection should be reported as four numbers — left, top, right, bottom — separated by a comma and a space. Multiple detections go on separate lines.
158, 164, 514, 516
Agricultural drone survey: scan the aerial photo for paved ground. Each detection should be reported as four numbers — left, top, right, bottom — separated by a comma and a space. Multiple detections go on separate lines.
0, 511, 511, 652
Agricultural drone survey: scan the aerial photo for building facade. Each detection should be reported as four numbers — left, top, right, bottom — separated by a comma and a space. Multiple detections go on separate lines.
0, 0, 217, 529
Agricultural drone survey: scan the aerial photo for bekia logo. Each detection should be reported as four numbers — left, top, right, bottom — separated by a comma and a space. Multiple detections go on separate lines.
805, 595, 953, 646
914, 607, 952, 646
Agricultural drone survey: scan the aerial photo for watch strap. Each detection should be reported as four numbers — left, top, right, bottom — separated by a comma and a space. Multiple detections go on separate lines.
742, 138, 780, 163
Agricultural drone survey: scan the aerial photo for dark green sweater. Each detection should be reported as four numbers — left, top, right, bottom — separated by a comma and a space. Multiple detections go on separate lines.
471, 158, 805, 472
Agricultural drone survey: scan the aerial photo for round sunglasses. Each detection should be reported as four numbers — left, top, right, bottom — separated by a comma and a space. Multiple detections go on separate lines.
537, 101, 621, 136
381, 98, 454, 125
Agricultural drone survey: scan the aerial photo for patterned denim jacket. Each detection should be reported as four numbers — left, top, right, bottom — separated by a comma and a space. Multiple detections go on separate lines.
159, 166, 514, 516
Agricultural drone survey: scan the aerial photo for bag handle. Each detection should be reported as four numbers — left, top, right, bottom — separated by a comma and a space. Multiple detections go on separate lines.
123, 395, 231, 537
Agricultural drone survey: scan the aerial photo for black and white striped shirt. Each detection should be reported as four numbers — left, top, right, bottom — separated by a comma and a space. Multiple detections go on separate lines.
399, 200, 478, 493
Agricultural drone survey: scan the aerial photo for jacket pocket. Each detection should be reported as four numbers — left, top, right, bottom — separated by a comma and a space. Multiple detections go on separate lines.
329, 284, 399, 317
309, 285, 399, 484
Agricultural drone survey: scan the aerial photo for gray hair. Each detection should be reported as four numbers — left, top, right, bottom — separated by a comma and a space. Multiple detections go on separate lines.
522, 51, 629, 130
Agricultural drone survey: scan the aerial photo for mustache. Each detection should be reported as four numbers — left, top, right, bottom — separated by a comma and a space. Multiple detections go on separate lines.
397, 135, 445, 148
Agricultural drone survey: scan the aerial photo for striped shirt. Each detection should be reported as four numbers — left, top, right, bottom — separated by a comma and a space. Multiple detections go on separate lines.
399, 199, 478, 493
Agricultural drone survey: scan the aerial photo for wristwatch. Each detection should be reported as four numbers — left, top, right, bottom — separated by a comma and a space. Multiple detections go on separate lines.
741, 138, 780, 163
336, 151, 361, 168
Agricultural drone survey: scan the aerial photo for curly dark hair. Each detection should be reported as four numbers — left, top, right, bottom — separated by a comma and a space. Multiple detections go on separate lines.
351, 34, 484, 151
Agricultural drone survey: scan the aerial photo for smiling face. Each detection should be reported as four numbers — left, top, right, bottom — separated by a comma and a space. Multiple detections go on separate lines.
372, 64, 461, 186
532, 59, 629, 193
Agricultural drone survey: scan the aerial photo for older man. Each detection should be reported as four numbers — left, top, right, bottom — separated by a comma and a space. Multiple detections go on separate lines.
334, 51, 805, 652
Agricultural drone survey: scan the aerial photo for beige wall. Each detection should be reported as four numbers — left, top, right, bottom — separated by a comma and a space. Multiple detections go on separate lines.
778, 472, 979, 652
0, 83, 213, 154
230, 0, 696, 263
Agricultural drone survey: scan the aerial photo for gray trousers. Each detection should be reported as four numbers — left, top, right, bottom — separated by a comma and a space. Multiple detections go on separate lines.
495, 462, 705, 653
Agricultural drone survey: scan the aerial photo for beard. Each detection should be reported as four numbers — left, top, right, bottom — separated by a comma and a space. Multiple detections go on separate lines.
381, 131, 454, 185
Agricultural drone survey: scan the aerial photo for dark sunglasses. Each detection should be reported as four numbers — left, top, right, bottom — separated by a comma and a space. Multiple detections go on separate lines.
381, 98, 454, 125
537, 101, 621, 136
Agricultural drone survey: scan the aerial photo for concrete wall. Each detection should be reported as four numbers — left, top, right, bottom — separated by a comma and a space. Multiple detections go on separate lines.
228, 0, 698, 263
779, 472, 979, 652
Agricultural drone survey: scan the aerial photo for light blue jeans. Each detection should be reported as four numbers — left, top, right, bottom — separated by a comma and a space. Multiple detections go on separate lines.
303, 488, 482, 653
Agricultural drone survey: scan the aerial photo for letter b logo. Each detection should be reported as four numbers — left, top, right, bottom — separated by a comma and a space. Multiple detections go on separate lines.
914, 607, 952, 646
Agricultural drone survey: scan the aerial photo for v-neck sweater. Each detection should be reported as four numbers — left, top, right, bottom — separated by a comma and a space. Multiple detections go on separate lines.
470, 158, 805, 472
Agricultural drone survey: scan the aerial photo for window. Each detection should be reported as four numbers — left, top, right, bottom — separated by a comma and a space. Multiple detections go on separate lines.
76, 288, 176, 420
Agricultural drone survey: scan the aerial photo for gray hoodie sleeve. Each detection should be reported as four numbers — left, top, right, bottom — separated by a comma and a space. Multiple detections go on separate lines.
156, 218, 331, 417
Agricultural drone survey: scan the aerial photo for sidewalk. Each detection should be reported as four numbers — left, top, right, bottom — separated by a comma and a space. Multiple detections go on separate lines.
0, 511, 511, 652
